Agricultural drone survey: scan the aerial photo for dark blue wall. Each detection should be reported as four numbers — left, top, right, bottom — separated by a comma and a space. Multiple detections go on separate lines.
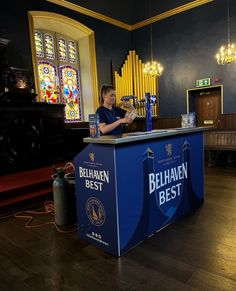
0, 0, 131, 90
132, 0, 236, 116
1, 0, 236, 116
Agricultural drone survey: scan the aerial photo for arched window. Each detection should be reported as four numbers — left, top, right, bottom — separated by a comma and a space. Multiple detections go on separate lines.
34, 30, 82, 123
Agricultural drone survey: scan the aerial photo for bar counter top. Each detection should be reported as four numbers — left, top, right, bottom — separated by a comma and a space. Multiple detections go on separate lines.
84, 127, 209, 145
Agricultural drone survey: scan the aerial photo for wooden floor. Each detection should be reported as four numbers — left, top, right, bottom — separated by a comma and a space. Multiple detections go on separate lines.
1, 166, 236, 291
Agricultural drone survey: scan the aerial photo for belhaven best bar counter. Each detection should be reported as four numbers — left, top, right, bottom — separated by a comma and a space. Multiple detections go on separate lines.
74, 127, 206, 256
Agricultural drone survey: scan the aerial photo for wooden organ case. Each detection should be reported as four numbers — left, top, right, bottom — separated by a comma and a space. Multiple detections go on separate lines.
0, 103, 66, 175
0, 67, 66, 175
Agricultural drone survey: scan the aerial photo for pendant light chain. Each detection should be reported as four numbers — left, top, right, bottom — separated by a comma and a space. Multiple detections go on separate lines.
143, 0, 163, 76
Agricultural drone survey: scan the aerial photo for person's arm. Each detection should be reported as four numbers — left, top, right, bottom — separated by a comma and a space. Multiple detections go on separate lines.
99, 116, 132, 135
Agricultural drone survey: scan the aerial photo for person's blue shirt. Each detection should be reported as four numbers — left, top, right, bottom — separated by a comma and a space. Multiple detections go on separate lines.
96, 106, 127, 135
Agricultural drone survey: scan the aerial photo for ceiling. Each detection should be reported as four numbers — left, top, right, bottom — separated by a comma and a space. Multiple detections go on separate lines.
68, 0, 195, 24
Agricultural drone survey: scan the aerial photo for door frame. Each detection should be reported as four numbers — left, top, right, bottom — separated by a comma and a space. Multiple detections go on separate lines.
186, 85, 224, 114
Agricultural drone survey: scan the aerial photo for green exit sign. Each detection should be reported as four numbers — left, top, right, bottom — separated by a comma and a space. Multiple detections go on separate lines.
196, 78, 211, 87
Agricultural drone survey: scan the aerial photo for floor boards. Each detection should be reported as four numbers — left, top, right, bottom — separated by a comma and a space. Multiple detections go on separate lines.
0, 166, 236, 290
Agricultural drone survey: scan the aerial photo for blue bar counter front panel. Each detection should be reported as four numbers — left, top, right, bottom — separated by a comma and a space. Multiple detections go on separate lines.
74, 144, 119, 256
74, 132, 204, 256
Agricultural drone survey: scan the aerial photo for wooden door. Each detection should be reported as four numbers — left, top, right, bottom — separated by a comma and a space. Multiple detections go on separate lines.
195, 88, 221, 127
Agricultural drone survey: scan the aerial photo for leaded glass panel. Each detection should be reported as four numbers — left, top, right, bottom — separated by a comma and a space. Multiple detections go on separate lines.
58, 38, 67, 62
60, 65, 82, 122
38, 61, 59, 103
44, 33, 55, 60
34, 31, 44, 58
68, 40, 77, 63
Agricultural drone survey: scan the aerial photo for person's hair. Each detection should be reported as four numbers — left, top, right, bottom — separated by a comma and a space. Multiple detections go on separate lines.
100, 84, 115, 105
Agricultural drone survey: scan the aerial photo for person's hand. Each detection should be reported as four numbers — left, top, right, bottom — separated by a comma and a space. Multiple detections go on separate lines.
120, 116, 132, 124
128, 110, 137, 120
122, 100, 134, 110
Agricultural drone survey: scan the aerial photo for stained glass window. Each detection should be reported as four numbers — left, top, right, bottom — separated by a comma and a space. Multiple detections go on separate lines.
68, 40, 77, 63
34, 30, 83, 122
58, 38, 68, 62
38, 61, 59, 103
44, 33, 55, 60
34, 31, 44, 58
60, 65, 81, 123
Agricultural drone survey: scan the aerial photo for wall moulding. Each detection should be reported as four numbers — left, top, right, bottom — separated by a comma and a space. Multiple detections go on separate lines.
46, 0, 214, 31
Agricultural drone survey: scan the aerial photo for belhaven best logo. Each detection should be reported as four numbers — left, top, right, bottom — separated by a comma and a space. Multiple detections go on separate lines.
89, 152, 95, 162
86, 197, 105, 226
165, 143, 172, 157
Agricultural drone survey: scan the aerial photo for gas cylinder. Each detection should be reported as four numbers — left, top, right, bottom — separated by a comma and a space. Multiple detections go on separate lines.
64, 170, 77, 225
53, 167, 70, 226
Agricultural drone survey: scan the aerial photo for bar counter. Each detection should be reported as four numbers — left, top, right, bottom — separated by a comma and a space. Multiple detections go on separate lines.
74, 127, 206, 256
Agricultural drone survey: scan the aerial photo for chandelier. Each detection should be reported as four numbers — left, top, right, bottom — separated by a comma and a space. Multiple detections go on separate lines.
143, 2, 163, 77
216, 0, 236, 65
143, 60, 163, 76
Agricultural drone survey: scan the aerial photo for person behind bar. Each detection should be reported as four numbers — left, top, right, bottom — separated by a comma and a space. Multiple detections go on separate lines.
96, 84, 134, 135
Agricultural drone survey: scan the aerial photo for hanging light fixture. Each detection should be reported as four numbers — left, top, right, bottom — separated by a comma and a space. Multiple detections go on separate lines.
143, 1, 163, 76
216, 0, 236, 65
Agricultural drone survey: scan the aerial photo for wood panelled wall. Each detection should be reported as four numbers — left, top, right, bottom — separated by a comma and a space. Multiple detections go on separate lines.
126, 114, 236, 132
154, 117, 181, 129
125, 116, 182, 132
154, 114, 236, 130
218, 114, 236, 130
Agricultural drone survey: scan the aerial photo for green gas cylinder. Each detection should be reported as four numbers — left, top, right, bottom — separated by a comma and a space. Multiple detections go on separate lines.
53, 167, 72, 226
